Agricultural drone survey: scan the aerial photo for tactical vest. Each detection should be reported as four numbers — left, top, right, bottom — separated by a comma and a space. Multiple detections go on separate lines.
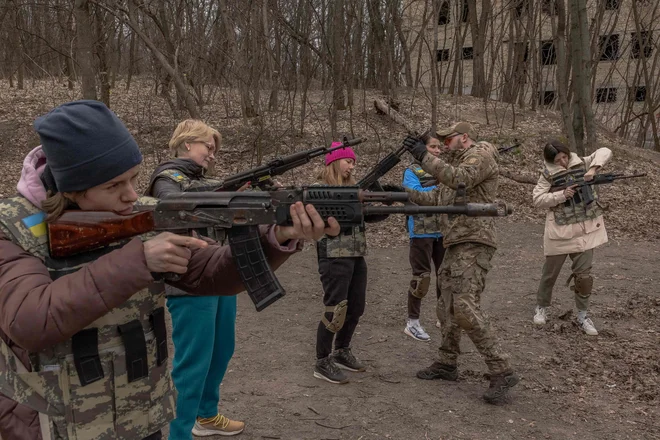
0, 196, 175, 440
405, 164, 443, 235
543, 165, 603, 226
316, 225, 367, 259
155, 168, 223, 192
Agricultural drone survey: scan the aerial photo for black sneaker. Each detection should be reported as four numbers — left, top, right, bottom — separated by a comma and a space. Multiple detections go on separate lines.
314, 356, 349, 384
483, 371, 519, 404
416, 362, 459, 381
332, 347, 366, 372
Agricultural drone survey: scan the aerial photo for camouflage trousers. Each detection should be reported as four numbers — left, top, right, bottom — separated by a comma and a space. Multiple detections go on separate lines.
436, 242, 511, 375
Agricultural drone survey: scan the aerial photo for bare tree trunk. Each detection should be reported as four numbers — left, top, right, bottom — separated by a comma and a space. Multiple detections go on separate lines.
391, 0, 413, 86
94, 4, 111, 107
569, 0, 595, 155
430, 0, 439, 132
330, 0, 346, 138
75, 0, 97, 100
125, 0, 137, 91
631, 0, 660, 151
576, 0, 596, 154
469, 0, 492, 98
554, 0, 576, 150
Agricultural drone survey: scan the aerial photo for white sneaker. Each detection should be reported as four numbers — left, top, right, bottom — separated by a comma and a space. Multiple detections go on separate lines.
404, 322, 431, 341
578, 317, 598, 336
533, 306, 547, 325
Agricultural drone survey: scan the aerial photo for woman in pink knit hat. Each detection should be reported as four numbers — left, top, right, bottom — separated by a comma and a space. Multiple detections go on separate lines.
312, 141, 369, 384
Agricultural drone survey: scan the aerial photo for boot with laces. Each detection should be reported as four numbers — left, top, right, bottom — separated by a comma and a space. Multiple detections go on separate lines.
483, 371, 519, 404
416, 361, 458, 381
332, 347, 366, 372
314, 356, 349, 384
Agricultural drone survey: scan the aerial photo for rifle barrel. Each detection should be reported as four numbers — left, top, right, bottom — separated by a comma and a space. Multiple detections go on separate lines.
363, 203, 510, 217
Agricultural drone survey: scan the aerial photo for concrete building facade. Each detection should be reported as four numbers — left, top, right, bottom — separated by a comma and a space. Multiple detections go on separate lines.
404, 0, 659, 148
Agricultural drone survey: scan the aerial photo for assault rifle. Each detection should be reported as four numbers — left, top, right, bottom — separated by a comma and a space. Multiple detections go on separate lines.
549, 172, 646, 205
359, 140, 520, 191
48, 185, 511, 311
190, 137, 365, 192
357, 144, 408, 191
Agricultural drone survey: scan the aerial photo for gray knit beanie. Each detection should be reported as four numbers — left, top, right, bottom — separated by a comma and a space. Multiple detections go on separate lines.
34, 100, 142, 192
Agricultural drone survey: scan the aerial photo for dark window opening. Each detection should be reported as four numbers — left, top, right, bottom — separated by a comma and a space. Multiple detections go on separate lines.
596, 87, 617, 103
605, 0, 619, 10
631, 31, 653, 59
438, 1, 451, 25
540, 40, 556, 65
539, 91, 556, 106
542, 0, 557, 15
437, 49, 450, 62
630, 86, 646, 102
514, 0, 527, 17
461, 0, 469, 22
599, 34, 619, 60
462, 47, 474, 60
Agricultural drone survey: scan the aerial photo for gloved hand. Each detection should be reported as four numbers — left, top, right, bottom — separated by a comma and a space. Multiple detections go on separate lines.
403, 135, 428, 162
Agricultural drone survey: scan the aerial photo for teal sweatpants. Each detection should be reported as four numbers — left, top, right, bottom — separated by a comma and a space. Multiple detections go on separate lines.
167, 295, 237, 440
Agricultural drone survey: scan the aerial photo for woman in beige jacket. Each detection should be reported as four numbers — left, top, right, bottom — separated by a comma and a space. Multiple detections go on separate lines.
532, 139, 612, 336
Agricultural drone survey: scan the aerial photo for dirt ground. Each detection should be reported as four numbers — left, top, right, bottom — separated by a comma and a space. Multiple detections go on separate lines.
164, 220, 659, 440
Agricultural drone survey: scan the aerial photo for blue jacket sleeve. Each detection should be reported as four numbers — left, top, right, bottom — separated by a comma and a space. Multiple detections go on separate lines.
402, 169, 436, 192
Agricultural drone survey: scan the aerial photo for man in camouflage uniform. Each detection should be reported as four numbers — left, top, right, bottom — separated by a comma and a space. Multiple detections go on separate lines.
403, 122, 518, 404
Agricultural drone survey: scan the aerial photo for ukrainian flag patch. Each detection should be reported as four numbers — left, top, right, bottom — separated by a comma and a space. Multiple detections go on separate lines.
171, 172, 185, 181
22, 212, 47, 238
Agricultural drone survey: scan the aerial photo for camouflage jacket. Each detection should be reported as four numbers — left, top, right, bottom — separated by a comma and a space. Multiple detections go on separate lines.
407, 142, 499, 249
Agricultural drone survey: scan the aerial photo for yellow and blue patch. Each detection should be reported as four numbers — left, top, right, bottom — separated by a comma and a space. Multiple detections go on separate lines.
21, 212, 47, 238
171, 172, 185, 182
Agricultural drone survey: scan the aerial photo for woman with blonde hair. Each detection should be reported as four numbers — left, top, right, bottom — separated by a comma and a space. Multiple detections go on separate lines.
312, 142, 375, 384
146, 120, 243, 438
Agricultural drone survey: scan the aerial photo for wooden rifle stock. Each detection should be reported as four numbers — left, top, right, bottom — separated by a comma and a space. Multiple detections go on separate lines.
48, 210, 155, 258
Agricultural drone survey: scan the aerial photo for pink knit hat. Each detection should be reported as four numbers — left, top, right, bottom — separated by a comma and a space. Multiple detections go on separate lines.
325, 141, 356, 166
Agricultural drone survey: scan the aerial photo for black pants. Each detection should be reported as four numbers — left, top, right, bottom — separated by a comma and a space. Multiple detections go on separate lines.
408, 237, 445, 319
316, 257, 368, 359
143, 431, 162, 440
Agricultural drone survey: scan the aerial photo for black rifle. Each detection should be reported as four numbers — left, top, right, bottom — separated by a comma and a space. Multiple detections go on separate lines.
189, 137, 365, 192
357, 145, 408, 191
360, 140, 520, 191
49, 185, 511, 311
549, 172, 646, 205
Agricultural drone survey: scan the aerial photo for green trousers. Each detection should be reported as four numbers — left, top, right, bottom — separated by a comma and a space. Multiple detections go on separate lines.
537, 249, 593, 311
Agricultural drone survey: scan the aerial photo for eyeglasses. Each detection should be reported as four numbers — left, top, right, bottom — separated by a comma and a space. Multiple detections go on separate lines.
443, 133, 461, 146
194, 140, 215, 151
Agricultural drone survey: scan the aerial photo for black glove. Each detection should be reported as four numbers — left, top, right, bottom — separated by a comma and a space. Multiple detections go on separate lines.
403, 135, 427, 162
